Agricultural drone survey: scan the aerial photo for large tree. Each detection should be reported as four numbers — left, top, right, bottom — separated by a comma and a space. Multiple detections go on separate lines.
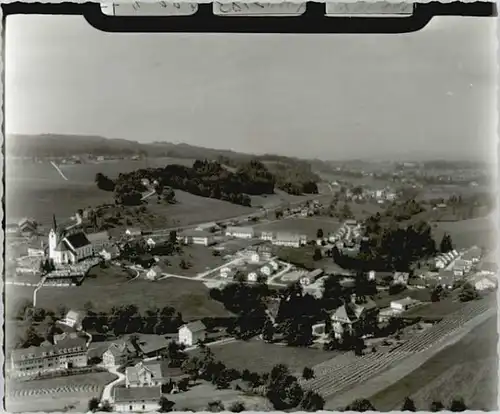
439, 233, 454, 253
345, 398, 376, 412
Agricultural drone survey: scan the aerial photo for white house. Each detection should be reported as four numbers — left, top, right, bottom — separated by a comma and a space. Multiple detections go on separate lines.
113, 386, 161, 412
249, 252, 261, 263
367, 270, 376, 281
260, 231, 274, 241
390, 297, 421, 312
225, 226, 255, 239
125, 362, 168, 388
178, 321, 206, 347
259, 265, 273, 277
178, 230, 215, 247
145, 238, 156, 249
102, 343, 133, 368
272, 232, 307, 248
99, 245, 120, 261
58, 310, 84, 331
247, 271, 260, 282
146, 264, 168, 281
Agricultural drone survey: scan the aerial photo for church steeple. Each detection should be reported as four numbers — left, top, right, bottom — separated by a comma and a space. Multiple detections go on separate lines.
52, 214, 57, 232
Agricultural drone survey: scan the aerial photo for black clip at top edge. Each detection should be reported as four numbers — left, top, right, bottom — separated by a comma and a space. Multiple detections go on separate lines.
1, 1, 497, 33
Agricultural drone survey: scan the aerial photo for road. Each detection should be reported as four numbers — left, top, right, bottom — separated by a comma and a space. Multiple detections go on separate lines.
100, 367, 125, 404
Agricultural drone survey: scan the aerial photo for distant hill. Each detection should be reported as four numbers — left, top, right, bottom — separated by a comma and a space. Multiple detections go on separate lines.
7, 133, 323, 194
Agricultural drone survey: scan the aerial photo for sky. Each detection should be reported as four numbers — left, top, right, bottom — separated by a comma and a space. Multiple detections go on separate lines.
5, 15, 497, 162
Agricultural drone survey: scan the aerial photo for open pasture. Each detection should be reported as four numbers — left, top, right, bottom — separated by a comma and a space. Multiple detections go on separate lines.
432, 215, 497, 249
253, 217, 342, 239
31, 267, 232, 321
191, 339, 337, 376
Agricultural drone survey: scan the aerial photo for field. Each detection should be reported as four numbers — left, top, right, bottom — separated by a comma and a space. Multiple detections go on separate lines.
432, 215, 497, 249
253, 217, 342, 239
6, 371, 117, 413
8, 266, 233, 321
162, 245, 227, 276
369, 315, 498, 411
6, 159, 327, 230
191, 339, 337, 376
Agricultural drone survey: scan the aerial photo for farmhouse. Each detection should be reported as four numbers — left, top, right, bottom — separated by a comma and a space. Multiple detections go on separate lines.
330, 296, 378, 339
113, 386, 161, 412
177, 230, 215, 247
125, 361, 170, 388
10, 337, 87, 378
145, 238, 156, 248
178, 321, 206, 347
393, 272, 410, 285
19, 218, 38, 236
272, 232, 307, 248
103, 342, 134, 368
225, 226, 255, 239
300, 269, 324, 286
146, 263, 168, 281
246, 245, 273, 261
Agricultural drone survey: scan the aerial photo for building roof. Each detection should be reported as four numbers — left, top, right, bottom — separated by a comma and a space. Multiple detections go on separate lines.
275, 232, 306, 242
196, 222, 219, 230
54, 239, 73, 253
126, 361, 170, 383
106, 342, 133, 358
64, 232, 91, 249
11, 337, 87, 362
135, 335, 170, 355
332, 304, 358, 323
391, 297, 420, 307
126, 227, 142, 235
65, 309, 83, 322
181, 320, 206, 333
180, 229, 212, 238
113, 386, 161, 403
148, 262, 169, 274
226, 226, 254, 234
87, 231, 110, 243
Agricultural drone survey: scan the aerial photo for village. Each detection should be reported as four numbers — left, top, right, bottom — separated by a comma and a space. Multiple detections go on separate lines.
5, 187, 498, 413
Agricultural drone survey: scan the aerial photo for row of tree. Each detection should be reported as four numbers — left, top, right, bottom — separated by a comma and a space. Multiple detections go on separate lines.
346, 396, 469, 412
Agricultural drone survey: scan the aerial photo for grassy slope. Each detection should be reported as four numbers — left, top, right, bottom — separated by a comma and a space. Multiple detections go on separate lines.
369, 315, 498, 411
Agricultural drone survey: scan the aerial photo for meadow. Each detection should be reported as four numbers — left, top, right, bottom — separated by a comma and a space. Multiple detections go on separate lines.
432, 214, 497, 249
16, 266, 233, 321
190, 338, 337, 376
6, 159, 323, 230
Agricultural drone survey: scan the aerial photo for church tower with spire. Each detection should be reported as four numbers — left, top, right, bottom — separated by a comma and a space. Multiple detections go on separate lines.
48, 214, 58, 260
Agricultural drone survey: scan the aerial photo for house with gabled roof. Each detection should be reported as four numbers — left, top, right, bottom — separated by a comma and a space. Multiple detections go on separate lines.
178, 321, 206, 347
113, 386, 161, 412
146, 262, 169, 281
125, 361, 179, 388
102, 342, 134, 368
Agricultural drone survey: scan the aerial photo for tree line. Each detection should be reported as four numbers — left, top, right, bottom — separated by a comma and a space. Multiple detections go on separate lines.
345, 395, 470, 412
95, 158, 320, 208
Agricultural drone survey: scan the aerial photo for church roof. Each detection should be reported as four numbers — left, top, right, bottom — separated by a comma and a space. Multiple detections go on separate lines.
64, 232, 91, 250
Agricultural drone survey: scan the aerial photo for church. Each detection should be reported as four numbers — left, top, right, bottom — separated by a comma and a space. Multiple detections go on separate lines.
48, 215, 94, 265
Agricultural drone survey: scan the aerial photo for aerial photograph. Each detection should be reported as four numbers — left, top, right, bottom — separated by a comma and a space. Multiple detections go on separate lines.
3, 12, 498, 413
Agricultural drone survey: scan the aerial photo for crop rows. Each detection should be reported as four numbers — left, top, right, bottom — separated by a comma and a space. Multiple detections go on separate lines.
301, 300, 491, 398
7, 384, 100, 398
